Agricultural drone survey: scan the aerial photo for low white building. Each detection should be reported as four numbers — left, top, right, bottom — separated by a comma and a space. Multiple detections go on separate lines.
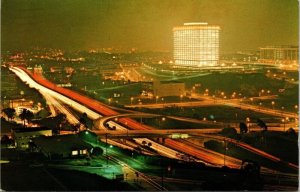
153, 81, 185, 97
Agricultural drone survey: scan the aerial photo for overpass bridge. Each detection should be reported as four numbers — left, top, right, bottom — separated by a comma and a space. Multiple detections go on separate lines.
92, 128, 222, 139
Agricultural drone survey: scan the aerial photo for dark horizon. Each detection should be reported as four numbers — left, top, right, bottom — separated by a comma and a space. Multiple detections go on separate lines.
1, 0, 299, 53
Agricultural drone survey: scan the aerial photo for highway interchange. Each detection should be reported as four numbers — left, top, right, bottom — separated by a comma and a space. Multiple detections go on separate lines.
9, 66, 299, 190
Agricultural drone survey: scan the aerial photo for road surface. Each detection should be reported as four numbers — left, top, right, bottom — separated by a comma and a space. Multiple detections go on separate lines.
10, 66, 298, 171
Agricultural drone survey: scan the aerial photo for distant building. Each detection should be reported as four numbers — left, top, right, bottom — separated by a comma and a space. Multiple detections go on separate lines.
31, 134, 93, 159
259, 46, 298, 64
153, 81, 185, 97
173, 22, 221, 68
12, 127, 52, 149
7, 98, 34, 109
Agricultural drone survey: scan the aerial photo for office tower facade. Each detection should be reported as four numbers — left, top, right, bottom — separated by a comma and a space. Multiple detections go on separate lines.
173, 22, 220, 68
259, 45, 299, 64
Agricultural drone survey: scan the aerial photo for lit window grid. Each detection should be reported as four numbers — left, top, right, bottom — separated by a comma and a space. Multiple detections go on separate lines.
260, 48, 299, 61
173, 27, 220, 67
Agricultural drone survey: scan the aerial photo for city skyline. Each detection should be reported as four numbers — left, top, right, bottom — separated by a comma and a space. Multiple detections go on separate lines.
1, 0, 299, 52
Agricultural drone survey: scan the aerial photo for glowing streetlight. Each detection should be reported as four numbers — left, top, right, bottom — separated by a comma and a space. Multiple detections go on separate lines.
246, 117, 251, 131
281, 118, 286, 131
156, 96, 159, 104
158, 117, 166, 130
108, 98, 112, 105
246, 117, 250, 122
205, 89, 209, 96
271, 101, 275, 109
180, 94, 183, 102
130, 97, 134, 104
259, 102, 262, 111
259, 89, 264, 97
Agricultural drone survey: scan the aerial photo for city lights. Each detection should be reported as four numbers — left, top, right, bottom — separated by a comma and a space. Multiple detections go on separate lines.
1, 1, 299, 191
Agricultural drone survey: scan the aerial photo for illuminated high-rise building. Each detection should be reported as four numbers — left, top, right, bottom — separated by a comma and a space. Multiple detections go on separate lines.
173, 22, 220, 68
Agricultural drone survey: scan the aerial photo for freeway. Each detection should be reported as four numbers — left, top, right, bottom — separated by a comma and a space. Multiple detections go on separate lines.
10, 66, 298, 171
10, 67, 189, 160
41, 93, 80, 125
11, 66, 237, 167
13, 69, 164, 189
124, 94, 298, 120
96, 113, 298, 136
93, 129, 299, 171
91, 127, 298, 139
9, 67, 102, 120
194, 134, 299, 171
95, 113, 162, 130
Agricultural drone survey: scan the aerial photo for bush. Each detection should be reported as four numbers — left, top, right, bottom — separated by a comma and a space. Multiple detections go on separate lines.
92, 147, 103, 156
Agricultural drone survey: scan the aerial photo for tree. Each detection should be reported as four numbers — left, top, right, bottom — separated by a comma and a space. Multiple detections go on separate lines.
79, 117, 87, 127
2, 108, 15, 121
286, 128, 297, 139
36, 109, 50, 119
56, 113, 67, 124
220, 127, 238, 139
256, 119, 267, 131
79, 112, 88, 129
92, 147, 104, 156
53, 113, 67, 133
19, 109, 34, 127
38, 113, 66, 134
239, 122, 248, 134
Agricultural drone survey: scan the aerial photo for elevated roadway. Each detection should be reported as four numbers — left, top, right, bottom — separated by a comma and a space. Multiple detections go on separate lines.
11, 66, 298, 171
124, 94, 298, 120
93, 129, 299, 171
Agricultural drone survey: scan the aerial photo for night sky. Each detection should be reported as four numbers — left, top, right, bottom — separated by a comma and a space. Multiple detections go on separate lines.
1, 0, 299, 52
